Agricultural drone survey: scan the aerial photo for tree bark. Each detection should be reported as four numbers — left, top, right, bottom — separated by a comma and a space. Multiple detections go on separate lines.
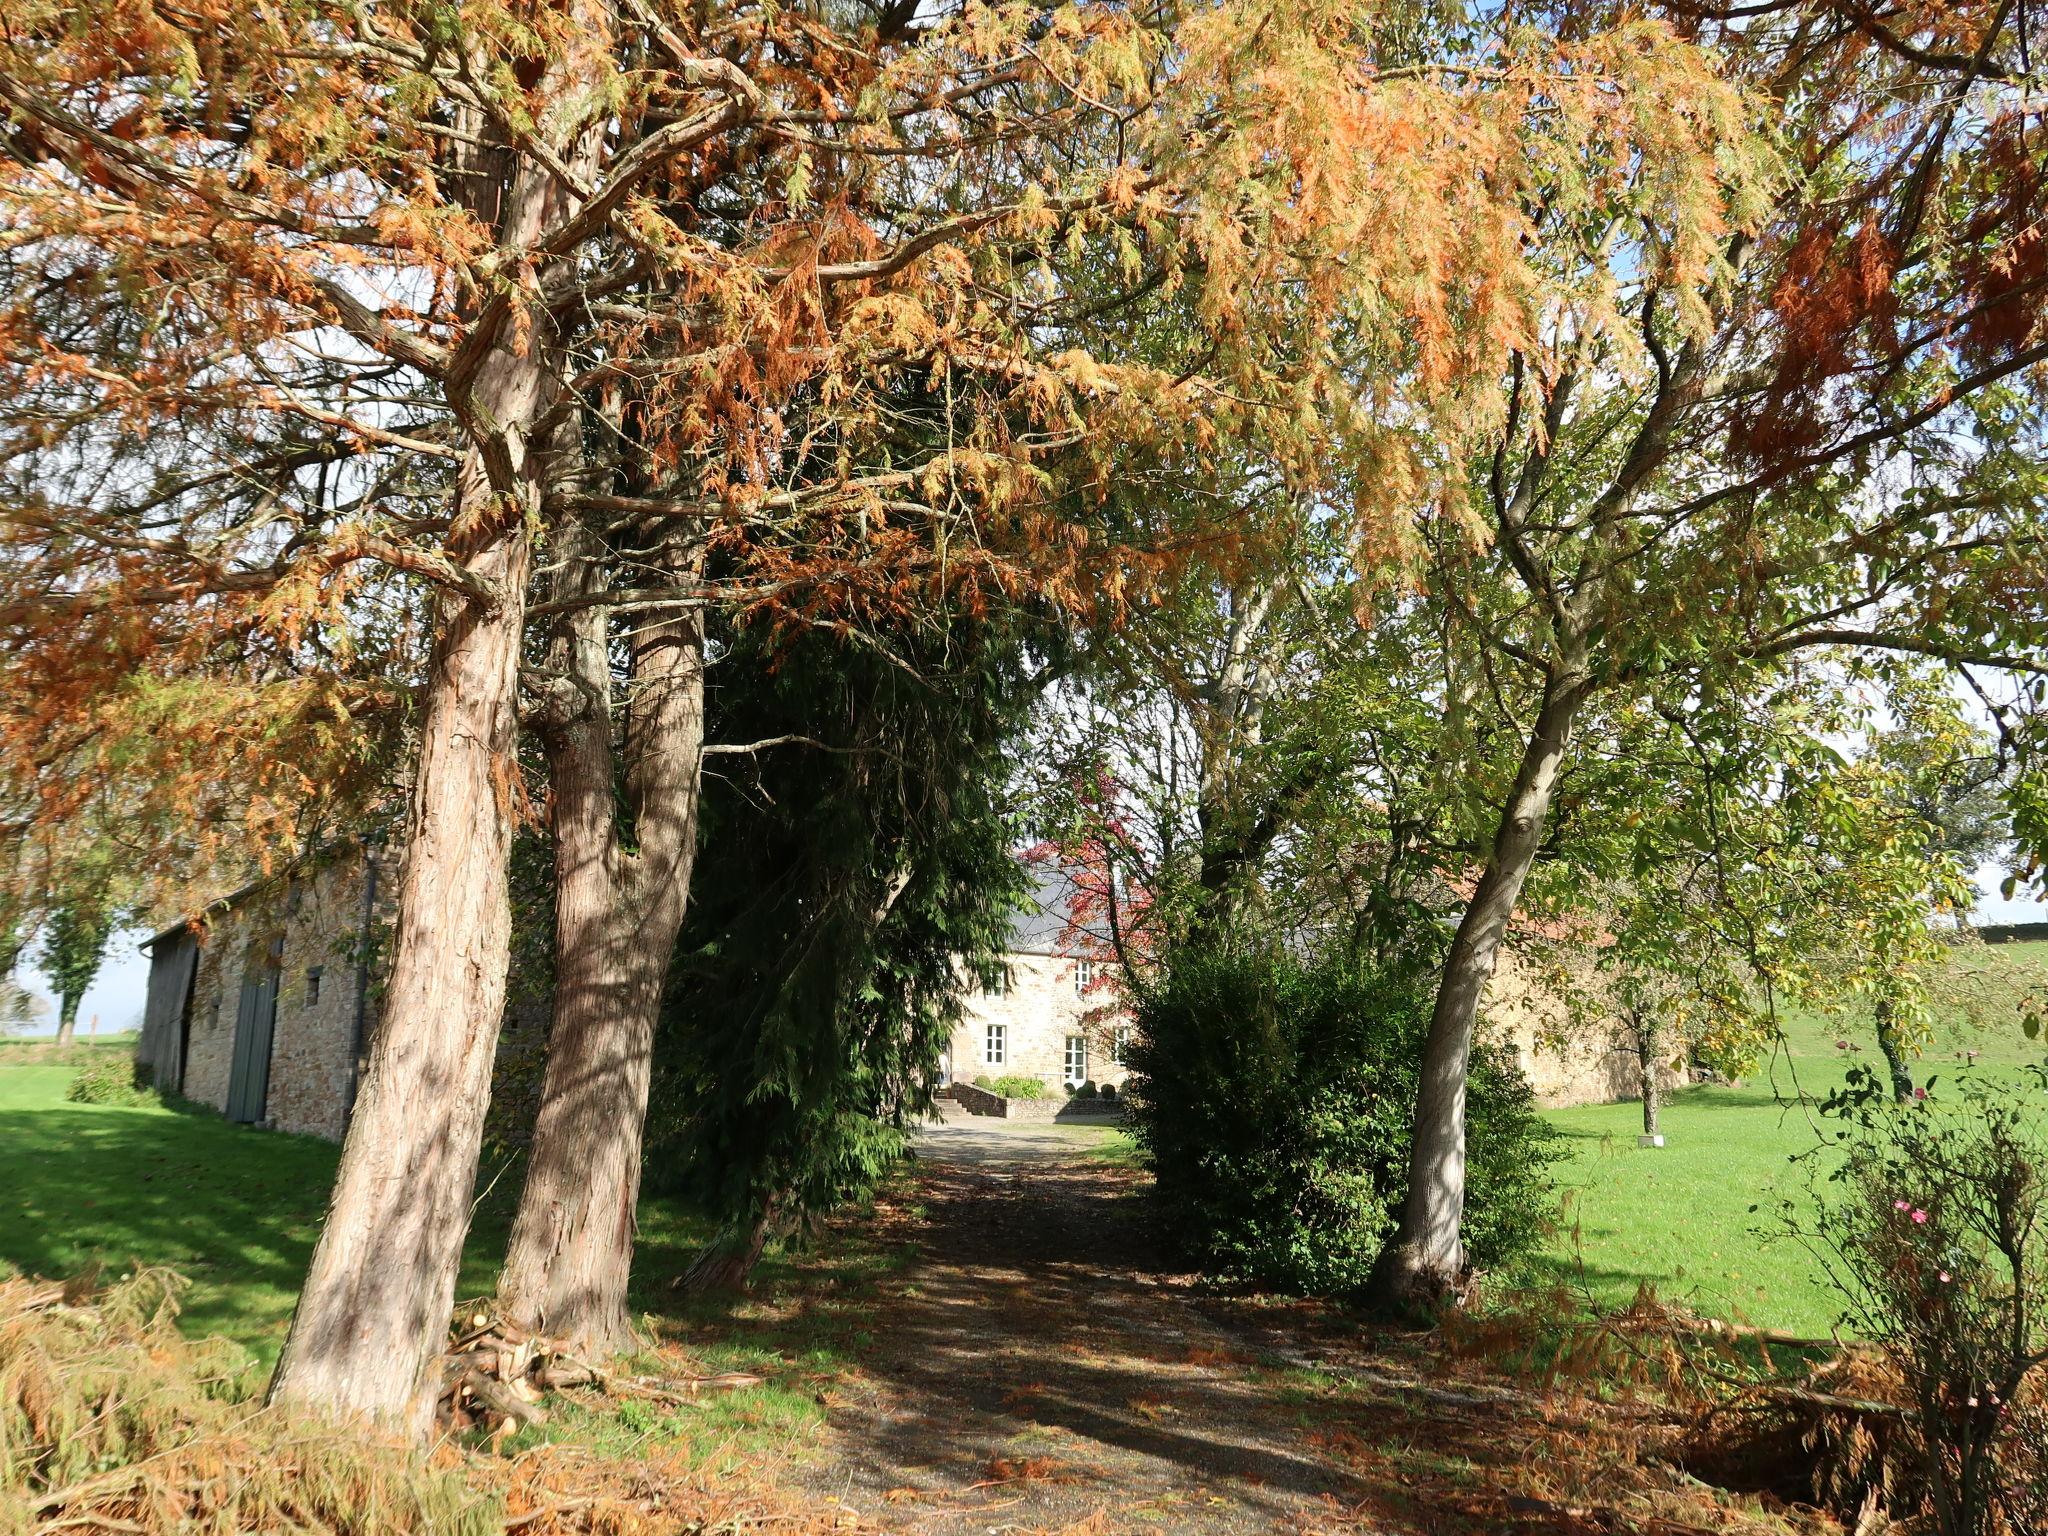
1872, 996, 1914, 1101
1635, 1009, 1661, 1140
267, 498, 531, 1432
268, 43, 606, 1421
498, 515, 705, 1356
1380, 674, 1587, 1304
54, 997, 76, 1047
680, 1201, 777, 1294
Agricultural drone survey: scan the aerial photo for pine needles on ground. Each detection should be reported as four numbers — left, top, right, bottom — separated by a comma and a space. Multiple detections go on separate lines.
1, 1268, 499, 1536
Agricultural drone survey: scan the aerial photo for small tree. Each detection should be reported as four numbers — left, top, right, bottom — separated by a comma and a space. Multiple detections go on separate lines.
38, 893, 112, 1048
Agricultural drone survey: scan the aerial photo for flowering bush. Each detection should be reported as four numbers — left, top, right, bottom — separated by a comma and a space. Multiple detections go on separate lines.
1805, 1063, 2048, 1535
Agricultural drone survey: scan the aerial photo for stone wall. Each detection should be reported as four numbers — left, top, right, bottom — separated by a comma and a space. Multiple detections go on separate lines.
944, 1080, 1125, 1122
156, 846, 389, 1141
947, 950, 1132, 1093
1481, 947, 1677, 1109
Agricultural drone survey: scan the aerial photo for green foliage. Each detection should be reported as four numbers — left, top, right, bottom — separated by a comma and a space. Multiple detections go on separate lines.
38, 886, 114, 1034
1127, 945, 1560, 1297
648, 609, 1053, 1255
64, 1057, 155, 1107
980, 1075, 1050, 1100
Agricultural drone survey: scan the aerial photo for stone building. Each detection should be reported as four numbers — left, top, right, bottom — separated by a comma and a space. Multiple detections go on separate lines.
136, 841, 387, 1141
135, 849, 1650, 1141
1483, 945, 1649, 1109
941, 868, 1133, 1096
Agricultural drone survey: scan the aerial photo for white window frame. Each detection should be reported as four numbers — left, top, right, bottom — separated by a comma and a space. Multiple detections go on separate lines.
1110, 1024, 1133, 1065
1074, 958, 1097, 996
1064, 1034, 1087, 1086
983, 967, 1007, 998
984, 1023, 1007, 1066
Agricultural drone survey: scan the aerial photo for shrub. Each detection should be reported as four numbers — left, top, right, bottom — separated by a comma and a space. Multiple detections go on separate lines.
987, 1075, 1049, 1100
1099, 1082, 1118, 1103
1070, 1080, 1099, 1101
1125, 946, 1559, 1298
1799, 1063, 2048, 1536
65, 1058, 156, 1107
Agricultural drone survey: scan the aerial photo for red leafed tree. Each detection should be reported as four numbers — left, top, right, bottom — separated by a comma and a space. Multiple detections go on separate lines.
0, 0, 1758, 1426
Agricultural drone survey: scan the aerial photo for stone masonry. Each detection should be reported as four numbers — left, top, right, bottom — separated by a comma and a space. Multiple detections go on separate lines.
161, 844, 387, 1142
947, 950, 1133, 1093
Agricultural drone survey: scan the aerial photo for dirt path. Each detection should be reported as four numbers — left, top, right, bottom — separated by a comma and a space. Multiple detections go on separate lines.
792, 1122, 1365, 1534
770, 1120, 1809, 1536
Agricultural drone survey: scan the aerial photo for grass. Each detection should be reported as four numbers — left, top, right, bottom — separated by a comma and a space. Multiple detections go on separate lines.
0, 1036, 902, 1469
8, 945, 2042, 1388
1536, 940, 2048, 1336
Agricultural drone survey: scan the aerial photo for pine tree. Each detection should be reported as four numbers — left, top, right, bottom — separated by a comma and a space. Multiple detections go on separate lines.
651, 607, 1054, 1288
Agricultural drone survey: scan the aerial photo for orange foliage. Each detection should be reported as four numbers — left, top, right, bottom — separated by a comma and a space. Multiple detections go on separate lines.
0, 0, 1755, 880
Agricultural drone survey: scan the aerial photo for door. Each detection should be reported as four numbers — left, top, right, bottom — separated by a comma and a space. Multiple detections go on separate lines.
224, 948, 280, 1125
138, 930, 199, 1094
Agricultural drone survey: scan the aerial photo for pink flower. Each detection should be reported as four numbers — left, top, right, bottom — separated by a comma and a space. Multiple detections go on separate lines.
1914, 1087, 1929, 1101
1894, 1200, 1910, 1211
1912, 1210, 1930, 1224
1940, 1271, 1952, 1283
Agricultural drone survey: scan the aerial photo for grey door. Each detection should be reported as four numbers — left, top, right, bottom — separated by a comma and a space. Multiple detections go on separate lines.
224, 957, 279, 1124
138, 930, 199, 1094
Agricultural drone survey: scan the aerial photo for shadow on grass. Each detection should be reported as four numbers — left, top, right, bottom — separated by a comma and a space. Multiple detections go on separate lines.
0, 1095, 339, 1355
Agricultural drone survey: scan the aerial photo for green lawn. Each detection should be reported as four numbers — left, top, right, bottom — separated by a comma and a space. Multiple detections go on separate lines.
1538, 941, 2048, 1336
0, 1037, 496, 1364
0, 1040, 898, 1390
8, 945, 2044, 1367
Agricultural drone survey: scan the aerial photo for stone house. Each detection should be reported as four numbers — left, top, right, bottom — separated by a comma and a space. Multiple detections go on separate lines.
941, 868, 1134, 1097
136, 841, 388, 1141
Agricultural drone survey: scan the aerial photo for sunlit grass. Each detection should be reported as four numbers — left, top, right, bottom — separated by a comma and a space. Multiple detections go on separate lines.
1537, 941, 2048, 1335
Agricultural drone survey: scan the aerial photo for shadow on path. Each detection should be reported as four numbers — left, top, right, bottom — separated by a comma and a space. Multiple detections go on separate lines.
788, 1124, 1375, 1534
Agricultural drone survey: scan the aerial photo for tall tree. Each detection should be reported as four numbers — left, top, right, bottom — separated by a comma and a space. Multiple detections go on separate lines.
1375, 1, 2048, 1299
651, 605, 1049, 1290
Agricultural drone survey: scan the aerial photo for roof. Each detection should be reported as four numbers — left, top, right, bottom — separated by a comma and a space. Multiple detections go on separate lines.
1005, 863, 1109, 957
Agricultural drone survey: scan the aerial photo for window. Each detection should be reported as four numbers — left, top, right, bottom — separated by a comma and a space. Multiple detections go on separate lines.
305, 967, 323, 1006
1064, 1035, 1088, 1085
1110, 1024, 1134, 1065
1074, 958, 1097, 996
984, 1023, 1007, 1066
982, 968, 1008, 998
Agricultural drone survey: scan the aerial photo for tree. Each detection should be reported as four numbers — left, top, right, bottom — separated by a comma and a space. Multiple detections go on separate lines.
651, 604, 1048, 1290
2, 0, 1760, 1424
38, 888, 112, 1047
1372, 1, 2048, 1302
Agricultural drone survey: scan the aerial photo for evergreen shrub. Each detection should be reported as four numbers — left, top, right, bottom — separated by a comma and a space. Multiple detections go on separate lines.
1125, 946, 1559, 1297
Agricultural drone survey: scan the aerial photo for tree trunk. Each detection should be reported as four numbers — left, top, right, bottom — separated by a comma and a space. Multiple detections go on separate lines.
1635, 1010, 1661, 1140
498, 516, 705, 1356
54, 995, 77, 1047
680, 1201, 777, 1294
1380, 675, 1587, 1305
267, 119, 605, 1427
266, 507, 530, 1432
1872, 996, 1913, 1102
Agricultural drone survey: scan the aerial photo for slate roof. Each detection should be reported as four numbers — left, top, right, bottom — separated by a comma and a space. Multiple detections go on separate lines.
1004, 862, 1111, 956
